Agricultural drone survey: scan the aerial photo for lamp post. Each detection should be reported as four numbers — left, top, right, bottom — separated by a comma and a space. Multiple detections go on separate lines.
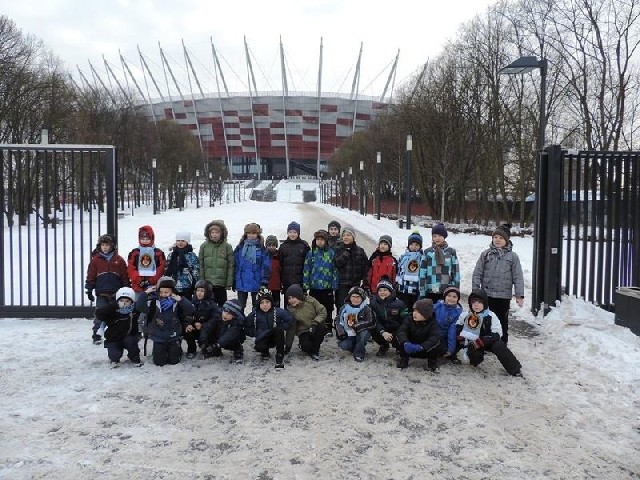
359, 160, 365, 215
348, 167, 353, 211
499, 55, 548, 314
152, 158, 158, 215
376, 152, 381, 220
498, 55, 547, 151
208, 172, 213, 207
406, 135, 412, 230
195, 169, 200, 208
341, 171, 345, 208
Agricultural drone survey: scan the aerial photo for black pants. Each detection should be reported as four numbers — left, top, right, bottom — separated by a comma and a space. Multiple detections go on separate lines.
270, 290, 281, 308
254, 327, 286, 355
152, 340, 182, 366
371, 328, 401, 350
237, 291, 258, 312
211, 286, 228, 308
298, 324, 327, 355
309, 289, 334, 329
488, 297, 512, 344
105, 335, 141, 363
399, 342, 446, 361
182, 326, 201, 354
466, 340, 522, 376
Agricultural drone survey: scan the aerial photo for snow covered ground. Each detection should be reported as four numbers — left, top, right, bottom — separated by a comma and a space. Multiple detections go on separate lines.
1, 194, 639, 479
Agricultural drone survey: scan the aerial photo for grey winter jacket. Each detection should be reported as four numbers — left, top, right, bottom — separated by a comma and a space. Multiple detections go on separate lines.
472, 243, 524, 299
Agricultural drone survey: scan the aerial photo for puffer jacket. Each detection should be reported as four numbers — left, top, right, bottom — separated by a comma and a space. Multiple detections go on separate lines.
234, 237, 271, 292
199, 220, 235, 288
418, 244, 460, 296
395, 314, 441, 353
334, 240, 369, 288
370, 293, 408, 334
95, 301, 140, 342
165, 245, 199, 292
85, 249, 129, 296
433, 300, 463, 354
244, 306, 294, 343
472, 242, 524, 299
127, 226, 167, 293
303, 240, 339, 290
334, 300, 375, 338
367, 249, 398, 294
279, 237, 310, 289
135, 292, 195, 343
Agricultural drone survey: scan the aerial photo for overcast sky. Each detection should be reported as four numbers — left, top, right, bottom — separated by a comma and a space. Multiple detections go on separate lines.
4, 0, 497, 97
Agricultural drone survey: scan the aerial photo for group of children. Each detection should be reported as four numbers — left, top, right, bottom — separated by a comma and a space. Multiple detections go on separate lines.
85, 219, 524, 377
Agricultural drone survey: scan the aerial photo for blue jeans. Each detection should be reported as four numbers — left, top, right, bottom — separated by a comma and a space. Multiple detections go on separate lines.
338, 330, 371, 358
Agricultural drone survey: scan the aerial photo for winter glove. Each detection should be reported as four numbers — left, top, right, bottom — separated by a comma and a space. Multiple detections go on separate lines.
86, 289, 95, 302
139, 280, 150, 289
471, 338, 484, 349
403, 342, 424, 355
456, 335, 465, 343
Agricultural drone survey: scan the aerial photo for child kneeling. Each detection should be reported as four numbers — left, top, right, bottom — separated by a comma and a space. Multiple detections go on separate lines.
245, 288, 294, 368
136, 276, 195, 366
96, 287, 143, 368
456, 289, 522, 377
200, 299, 246, 363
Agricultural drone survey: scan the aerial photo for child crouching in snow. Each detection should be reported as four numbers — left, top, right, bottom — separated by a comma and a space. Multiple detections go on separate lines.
136, 276, 195, 366
455, 289, 523, 377
200, 299, 246, 364
95, 287, 143, 368
334, 286, 376, 362
395, 298, 445, 372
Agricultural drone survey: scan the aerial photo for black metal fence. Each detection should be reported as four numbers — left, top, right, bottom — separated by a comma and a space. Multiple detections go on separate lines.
0, 144, 117, 318
533, 145, 640, 313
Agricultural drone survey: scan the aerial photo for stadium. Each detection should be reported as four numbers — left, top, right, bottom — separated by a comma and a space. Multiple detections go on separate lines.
81, 38, 400, 178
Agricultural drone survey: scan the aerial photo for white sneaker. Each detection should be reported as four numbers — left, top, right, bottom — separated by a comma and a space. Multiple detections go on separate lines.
109, 361, 120, 369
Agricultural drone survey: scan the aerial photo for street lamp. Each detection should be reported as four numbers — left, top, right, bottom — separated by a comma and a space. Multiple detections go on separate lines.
195, 169, 200, 208
406, 135, 412, 230
178, 164, 183, 210
359, 160, 365, 215
208, 172, 213, 207
152, 158, 158, 215
498, 55, 547, 151
348, 167, 353, 211
341, 171, 345, 208
376, 152, 381, 220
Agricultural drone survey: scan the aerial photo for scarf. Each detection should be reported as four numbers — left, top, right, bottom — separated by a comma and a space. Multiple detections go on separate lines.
486, 242, 512, 261
159, 296, 176, 312
166, 245, 192, 276
117, 304, 134, 315
101, 251, 115, 262
432, 241, 448, 267
241, 238, 259, 264
340, 302, 365, 336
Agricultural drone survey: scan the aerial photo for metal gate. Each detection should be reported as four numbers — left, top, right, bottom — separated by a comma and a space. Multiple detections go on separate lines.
533, 145, 640, 314
0, 144, 117, 318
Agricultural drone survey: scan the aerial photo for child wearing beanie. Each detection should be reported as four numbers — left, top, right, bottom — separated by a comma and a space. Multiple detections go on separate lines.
395, 298, 444, 371
395, 231, 423, 309
303, 230, 339, 334
367, 235, 398, 295
419, 223, 460, 304
265, 235, 282, 306
471, 223, 524, 344
327, 220, 342, 249
334, 225, 369, 308
165, 231, 199, 302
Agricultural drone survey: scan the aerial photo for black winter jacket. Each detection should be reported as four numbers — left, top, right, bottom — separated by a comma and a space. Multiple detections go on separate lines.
370, 294, 408, 334
96, 302, 140, 342
278, 238, 310, 289
396, 315, 441, 353
334, 241, 369, 288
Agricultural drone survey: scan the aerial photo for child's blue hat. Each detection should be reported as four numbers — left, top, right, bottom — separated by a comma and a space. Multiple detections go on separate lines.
407, 231, 423, 248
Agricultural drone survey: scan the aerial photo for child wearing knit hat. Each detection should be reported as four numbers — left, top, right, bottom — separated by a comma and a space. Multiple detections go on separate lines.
334, 225, 370, 309
278, 221, 310, 294
327, 220, 341, 249
367, 235, 398, 296
471, 223, 524, 344
265, 235, 282, 307
165, 230, 199, 303
395, 298, 445, 371
201, 299, 246, 364
369, 277, 408, 356
395, 231, 423, 310
418, 223, 460, 304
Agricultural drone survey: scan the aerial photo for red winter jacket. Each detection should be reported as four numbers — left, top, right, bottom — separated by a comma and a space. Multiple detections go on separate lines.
268, 251, 282, 292
367, 250, 398, 294
127, 225, 167, 292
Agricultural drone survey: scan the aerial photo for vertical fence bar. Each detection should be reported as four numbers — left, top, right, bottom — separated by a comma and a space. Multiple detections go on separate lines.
603, 154, 615, 306
564, 152, 573, 296
595, 154, 606, 305
588, 157, 598, 303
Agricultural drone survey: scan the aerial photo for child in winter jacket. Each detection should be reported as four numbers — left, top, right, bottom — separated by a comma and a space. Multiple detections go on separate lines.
455, 289, 522, 377
201, 299, 246, 364
433, 286, 463, 359
265, 235, 283, 307
369, 277, 408, 356
244, 287, 294, 368
327, 220, 341, 249
303, 229, 338, 333
335, 286, 376, 362
165, 231, 199, 300
396, 298, 444, 371
419, 223, 460, 304
127, 225, 167, 294
234, 223, 271, 312
285, 284, 327, 361
367, 235, 398, 295
85, 233, 129, 344
471, 224, 525, 344
184, 280, 218, 357
135, 276, 195, 366
396, 231, 423, 309
278, 221, 310, 294
334, 226, 370, 308
199, 220, 235, 307
95, 286, 142, 368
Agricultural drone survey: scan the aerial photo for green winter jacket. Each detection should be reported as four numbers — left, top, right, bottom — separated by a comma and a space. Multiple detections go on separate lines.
198, 220, 235, 288
285, 295, 327, 351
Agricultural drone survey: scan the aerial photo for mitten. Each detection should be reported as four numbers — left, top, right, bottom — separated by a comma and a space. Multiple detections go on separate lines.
139, 280, 150, 289
86, 289, 95, 302
471, 338, 484, 349
403, 342, 424, 355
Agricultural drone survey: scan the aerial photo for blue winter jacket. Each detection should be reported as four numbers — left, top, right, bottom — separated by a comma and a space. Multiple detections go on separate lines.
433, 300, 463, 354
234, 241, 271, 292
244, 306, 293, 343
